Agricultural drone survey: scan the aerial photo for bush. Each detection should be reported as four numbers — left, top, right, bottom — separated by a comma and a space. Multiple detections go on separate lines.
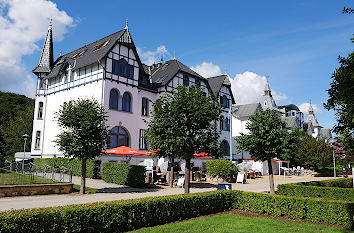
277, 184, 354, 201
206, 159, 238, 180
102, 163, 146, 188
300, 177, 353, 188
33, 158, 101, 179
0, 190, 352, 232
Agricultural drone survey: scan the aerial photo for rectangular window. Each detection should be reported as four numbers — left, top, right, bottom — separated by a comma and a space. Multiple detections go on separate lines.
220, 119, 224, 131
37, 102, 43, 119
139, 129, 148, 150
35, 131, 41, 149
142, 98, 149, 116
112, 59, 134, 79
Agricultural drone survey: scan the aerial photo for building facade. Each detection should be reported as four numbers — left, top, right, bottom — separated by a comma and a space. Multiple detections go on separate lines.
29, 24, 235, 159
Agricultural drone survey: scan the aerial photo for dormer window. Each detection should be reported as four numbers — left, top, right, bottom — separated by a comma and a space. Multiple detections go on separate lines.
112, 58, 134, 79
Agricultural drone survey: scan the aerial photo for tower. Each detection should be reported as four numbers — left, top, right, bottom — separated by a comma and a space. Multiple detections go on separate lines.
306, 103, 322, 138
261, 77, 276, 110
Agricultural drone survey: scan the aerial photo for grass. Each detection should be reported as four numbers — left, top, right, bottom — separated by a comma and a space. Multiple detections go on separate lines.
134, 213, 352, 233
72, 184, 101, 194
0, 169, 58, 186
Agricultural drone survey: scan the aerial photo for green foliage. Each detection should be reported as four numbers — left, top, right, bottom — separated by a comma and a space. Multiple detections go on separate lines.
146, 85, 222, 161
102, 163, 146, 187
206, 159, 239, 179
0, 91, 34, 160
277, 184, 354, 201
324, 38, 354, 153
235, 109, 286, 161
0, 190, 352, 232
55, 98, 110, 160
33, 158, 101, 179
300, 178, 353, 188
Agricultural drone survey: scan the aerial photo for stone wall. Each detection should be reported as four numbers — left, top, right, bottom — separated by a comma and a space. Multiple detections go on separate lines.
0, 183, 73, 197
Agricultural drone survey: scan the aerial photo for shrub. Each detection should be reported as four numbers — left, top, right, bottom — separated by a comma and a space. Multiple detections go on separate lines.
102, 163, 146, 188
33, 158, 101, 179
300, 177, 353, 188
277, 184, 354, 201
206, 159, 239, 180
0, 190, 352, 232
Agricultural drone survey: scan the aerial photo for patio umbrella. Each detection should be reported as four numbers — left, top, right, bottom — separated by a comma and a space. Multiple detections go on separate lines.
194, 152, 212, 159
104, 146, 149, 156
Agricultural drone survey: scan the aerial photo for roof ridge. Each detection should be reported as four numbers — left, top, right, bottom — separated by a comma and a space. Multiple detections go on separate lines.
59, 29, 125, 58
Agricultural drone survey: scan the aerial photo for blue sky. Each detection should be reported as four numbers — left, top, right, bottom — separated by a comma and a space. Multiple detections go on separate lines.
1, 0, 353, 131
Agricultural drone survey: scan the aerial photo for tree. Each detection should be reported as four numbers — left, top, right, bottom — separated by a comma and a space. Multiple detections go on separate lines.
3, 105, 34, 160
324, 36, 354, 153
145, 85, 222, 194
235, 109, 286, 194
55, 99, 110, 194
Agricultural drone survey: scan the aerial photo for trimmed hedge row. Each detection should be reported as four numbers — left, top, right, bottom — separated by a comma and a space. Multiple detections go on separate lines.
299, 178, 353, 188
102, 163, 146, 188
277, 184, 354, 201
0, 190, 352, 232
33, 158, 101, 179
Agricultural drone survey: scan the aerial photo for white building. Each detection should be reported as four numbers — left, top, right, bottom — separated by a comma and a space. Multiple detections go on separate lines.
29, 23, 235, 161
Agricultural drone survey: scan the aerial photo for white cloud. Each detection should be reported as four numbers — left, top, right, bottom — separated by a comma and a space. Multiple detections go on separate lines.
230, 71, 288, 105
299, 102, 322, 115
191, 62, 222, 78
137, 45, 168, 66
0, 0, 74, 97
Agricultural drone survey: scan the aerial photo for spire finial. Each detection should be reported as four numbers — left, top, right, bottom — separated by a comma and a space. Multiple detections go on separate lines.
173, 50, 176, 60
125, 17, 128, 29
309, 99, 314, 114
48, 18, 53, 29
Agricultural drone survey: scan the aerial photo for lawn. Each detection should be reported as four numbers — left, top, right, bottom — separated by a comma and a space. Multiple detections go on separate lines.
134, 212, 352, 233
0, 168, 58, 186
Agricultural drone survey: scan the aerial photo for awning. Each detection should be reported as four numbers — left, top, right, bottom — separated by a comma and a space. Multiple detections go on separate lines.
103, 146, 150, 156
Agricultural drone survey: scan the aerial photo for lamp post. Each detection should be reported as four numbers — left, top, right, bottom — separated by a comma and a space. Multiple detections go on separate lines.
332, 150, 336, 178
22, 134, 29, 173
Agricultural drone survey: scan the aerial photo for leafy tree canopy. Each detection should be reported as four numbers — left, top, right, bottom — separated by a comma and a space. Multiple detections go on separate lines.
55, 98, 110, 159
324, 36, 354, 153
0, 91, 34, 160
146, 85, 222, 161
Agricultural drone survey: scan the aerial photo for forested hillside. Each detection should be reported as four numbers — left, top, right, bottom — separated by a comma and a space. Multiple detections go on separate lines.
0, 91, 34, 160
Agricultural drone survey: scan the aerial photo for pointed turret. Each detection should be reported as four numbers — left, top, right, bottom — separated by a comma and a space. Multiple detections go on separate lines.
33, 22, 54, 75
261, 76, 276, 110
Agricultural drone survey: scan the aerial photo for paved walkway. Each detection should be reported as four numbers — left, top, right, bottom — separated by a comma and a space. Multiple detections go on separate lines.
0, 175, 341, 212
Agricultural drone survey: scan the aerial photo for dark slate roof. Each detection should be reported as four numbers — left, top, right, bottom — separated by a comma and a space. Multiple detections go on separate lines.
282, 116, 296, 128
322, 129, 332, 138
207, 75, 235, 104
149, 59, 204, 86
277, 104, 300, 112
45, 29, 126, 79
207, 75, 226, 97
33, 26, 54, 74
232, 103, 261, 118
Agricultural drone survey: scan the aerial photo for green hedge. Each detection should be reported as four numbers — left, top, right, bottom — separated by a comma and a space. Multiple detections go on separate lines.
299, 178, 353, 188
102, 163, 146, 188
277, 184, 354, 201
33, 158, 101, 179
0, 190, 352, 232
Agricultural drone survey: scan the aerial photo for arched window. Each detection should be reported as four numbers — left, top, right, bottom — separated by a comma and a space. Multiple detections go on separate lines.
221, 140, 230, 157
122, 92, 131, 112
109, 89, 119, 110
110, 126, 130, 148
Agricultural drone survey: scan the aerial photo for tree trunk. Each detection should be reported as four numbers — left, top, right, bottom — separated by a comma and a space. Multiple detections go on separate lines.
80, 158, 86, 195
267, 156, 275, 194
170, 157, 174, 187
184, 159, 191, 194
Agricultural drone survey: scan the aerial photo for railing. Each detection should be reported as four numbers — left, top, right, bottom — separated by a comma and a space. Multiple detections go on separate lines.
0, 160, 72, 186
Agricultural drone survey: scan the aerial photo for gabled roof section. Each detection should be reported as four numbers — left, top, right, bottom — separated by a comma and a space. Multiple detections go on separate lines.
33, 25, 54, 74
45, 29, 128, 79
232, 103, 261, 118
150, 59, 204, 86
277, 104, 300, 112
207, 75, 235, 104
322, 129, 332, 138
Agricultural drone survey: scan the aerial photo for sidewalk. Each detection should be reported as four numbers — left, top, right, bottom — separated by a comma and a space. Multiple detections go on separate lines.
0, 175, 341, 211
